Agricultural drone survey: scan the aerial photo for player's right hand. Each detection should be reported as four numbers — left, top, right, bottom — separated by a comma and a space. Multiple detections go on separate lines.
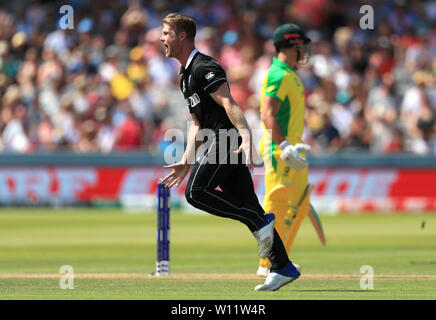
161, 162, 191, 188
233, 130, 259, 169
280, 143, 310, 171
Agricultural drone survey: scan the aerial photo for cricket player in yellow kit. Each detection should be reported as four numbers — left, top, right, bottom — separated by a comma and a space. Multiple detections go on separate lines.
257, 24, 313, 277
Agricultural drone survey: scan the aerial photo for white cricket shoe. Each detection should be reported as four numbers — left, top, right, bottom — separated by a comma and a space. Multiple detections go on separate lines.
252, 213, 275, 258
256, 264, 301, 278
255, 262, 301, 291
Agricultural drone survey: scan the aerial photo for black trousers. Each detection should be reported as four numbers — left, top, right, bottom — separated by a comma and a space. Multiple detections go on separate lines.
185, 137, 291, 271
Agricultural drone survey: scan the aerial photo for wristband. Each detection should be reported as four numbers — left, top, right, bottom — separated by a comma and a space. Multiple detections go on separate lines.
279, 140, 291, 150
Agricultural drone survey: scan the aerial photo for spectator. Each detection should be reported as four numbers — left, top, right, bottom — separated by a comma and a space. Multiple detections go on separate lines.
383, 127, 405, 153
0, 0, 434, 155
96, 107, 115, 153
365, 72, 398, 153
2, 104, 30, 153
311, 112, 342, 152
341, 112, 371, 152
37, 112, 55, 150
113, 101, 143, 151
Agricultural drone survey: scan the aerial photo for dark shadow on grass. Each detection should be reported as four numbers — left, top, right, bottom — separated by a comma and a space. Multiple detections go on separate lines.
294, 289, 378, 293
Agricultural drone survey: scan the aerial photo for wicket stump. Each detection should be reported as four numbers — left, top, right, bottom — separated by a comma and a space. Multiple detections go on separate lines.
156, 182, 170, 276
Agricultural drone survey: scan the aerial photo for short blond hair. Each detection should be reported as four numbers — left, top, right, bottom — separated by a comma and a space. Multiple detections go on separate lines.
162, 13, 196, 41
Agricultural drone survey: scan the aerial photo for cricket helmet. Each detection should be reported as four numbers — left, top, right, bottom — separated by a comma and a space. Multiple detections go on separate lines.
273, 23, 311, 64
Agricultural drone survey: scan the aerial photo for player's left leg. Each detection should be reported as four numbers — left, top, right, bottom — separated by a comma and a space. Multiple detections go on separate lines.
257, 162, 308, 276
185, 160, 266, 232
219, 164, 298, 274
282, 168, 309, 251
253, 166, 305, 290
185, 136, 277, 257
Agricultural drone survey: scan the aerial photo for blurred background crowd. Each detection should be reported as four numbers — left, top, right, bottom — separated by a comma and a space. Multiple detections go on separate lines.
0, 0, 435, 155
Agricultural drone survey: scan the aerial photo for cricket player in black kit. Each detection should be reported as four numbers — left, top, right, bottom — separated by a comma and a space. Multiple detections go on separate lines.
160, 13, 300, 291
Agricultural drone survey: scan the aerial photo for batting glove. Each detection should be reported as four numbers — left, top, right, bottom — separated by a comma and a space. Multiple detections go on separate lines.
279, 141, 311, 171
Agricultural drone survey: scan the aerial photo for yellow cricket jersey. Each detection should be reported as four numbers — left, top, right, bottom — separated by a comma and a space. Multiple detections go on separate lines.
260, 57, 306, 172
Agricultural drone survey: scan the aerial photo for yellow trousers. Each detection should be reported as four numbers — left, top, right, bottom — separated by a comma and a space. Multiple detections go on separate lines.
259, 144, 308, 268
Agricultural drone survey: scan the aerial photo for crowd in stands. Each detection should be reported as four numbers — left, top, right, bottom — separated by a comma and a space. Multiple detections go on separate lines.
0, 0, 435, 155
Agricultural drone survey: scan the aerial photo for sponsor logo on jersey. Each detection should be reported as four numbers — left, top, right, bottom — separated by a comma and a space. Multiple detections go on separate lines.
186, 93, 201, 108
205, 72, 215, 80
266, 85, 275, 92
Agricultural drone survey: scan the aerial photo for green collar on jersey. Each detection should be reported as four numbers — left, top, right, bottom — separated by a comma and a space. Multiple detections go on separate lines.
272, 57, 292, 72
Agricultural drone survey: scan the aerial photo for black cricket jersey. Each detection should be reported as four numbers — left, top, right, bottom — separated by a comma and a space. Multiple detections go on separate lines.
179, 50, 235, 133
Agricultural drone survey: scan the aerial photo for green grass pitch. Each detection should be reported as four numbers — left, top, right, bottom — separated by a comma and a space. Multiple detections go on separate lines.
0, 208, 435, 300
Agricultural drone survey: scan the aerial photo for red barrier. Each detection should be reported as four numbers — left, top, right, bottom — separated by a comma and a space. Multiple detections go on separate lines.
0, 167, 434, 213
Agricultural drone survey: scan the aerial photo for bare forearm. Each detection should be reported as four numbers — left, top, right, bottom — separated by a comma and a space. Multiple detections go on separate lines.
262, 114, 286, 145
261, 96, 286, 146
210, 83, 251, 139
182, 122, 200, 165
225, 101, 252, 138
209, 82, 256, 167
